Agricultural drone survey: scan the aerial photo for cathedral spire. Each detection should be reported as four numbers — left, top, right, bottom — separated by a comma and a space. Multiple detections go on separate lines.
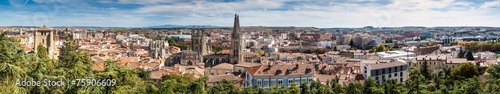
230, 14, 243, 64
232, 13, 240, 39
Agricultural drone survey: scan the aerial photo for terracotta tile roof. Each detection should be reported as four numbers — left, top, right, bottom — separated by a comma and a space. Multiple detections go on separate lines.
416, 55, 447, 61
446, 58, 469, 64
92, 62, 106, 71
216, 49, 231, 54
150, 69, 169, 79
211, 63, 234, 70
245, 66, 262, 76
23, 45, 33, 51
180, 66, 205, 78
314, 74, 336, 83
207, 75, 240, 83
369, 61, 407, 70
235, 62, 262, 67
248, 64, 315, 77
37, 25, 52, 31
116, 57, 141, 68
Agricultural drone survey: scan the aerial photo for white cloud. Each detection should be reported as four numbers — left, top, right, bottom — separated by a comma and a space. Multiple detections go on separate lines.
480, 1, 500, 9
115, 0, 188, 4
4, 0, 500, 27
134, 0, 500, 27
135, 0, 283, 15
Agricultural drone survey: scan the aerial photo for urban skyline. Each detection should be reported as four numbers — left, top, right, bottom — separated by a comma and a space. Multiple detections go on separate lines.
1, 0, 500, 28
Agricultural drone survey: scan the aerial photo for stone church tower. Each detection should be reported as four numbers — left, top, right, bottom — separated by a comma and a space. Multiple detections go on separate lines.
191, 28, 211, 65
230, 14, 244, 64
34, 25, 56, 59
191, 28, 210, 55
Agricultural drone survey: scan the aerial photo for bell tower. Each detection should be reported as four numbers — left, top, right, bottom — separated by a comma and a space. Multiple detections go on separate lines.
34, 25, 56, 58
230, 14, 244, 64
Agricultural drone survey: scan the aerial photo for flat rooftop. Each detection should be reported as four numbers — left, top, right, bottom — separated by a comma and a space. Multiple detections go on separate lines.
376, 51, 415, 58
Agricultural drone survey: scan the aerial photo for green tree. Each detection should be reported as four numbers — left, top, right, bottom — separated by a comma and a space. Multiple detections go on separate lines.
420, 61, 431, 79
482, 65, 500, 94
385, 39, 393, 43
362, 77, 376, 94
407, 67, 424, 94
291, 84, 300, 94
452, 62, 479, 79
349, 39, 355, 49
345, 83, 361, 94
382, 79, 399, 94
457, 49, 465, 58
297, 56, 304, 60
300, 82, 310, 94
376, 45, 388, 52
0, 32, 30, 94
207, 79, 235, 94
329, 78, 344, 94
452, 62, 479, 78
369, 45, 389, 53
465, 51, 475, 60
257, 50, 265, 56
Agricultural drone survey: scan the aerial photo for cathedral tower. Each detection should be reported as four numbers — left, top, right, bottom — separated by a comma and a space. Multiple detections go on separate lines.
230, 14, 244, 64
34, 25, 56, 59
191, 27, 209, 65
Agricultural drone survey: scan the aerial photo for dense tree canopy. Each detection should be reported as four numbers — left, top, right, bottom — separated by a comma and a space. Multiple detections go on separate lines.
369, 45, 389, 53
452, 62, 479, 79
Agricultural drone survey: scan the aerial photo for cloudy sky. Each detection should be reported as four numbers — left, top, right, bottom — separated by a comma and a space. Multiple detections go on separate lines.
0, 0, 499, 28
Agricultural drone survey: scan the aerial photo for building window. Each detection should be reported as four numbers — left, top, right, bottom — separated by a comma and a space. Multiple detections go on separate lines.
389, 68, 392, 73
288, 80, 293, 85
257, 80, 262, 87
395, 73, 398, 77
389, 74, 392, 78
400, 66, 403, 70
263, 81, 269, 87
375, 70, 379, 75
400, 72, 403, 76
278, 80, 283, 87
375, 77, 378, 80
400, 78, 403, 82
382, 69, 385, 74
308, 79, 312, 83
394, 67, 397, 72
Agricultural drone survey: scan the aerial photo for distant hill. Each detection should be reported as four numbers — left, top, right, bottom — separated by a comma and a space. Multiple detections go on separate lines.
146, 24, 218, 28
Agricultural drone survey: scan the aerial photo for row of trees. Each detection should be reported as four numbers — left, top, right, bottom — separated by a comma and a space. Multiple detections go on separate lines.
368, 45, 389, 53
458, 40, 500, 52
165, 37, 190, 50
457, 49, 476, 60
2, 32, 500, 93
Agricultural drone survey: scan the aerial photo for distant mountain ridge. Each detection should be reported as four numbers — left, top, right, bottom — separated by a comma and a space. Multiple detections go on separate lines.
146, 24, 218, 28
